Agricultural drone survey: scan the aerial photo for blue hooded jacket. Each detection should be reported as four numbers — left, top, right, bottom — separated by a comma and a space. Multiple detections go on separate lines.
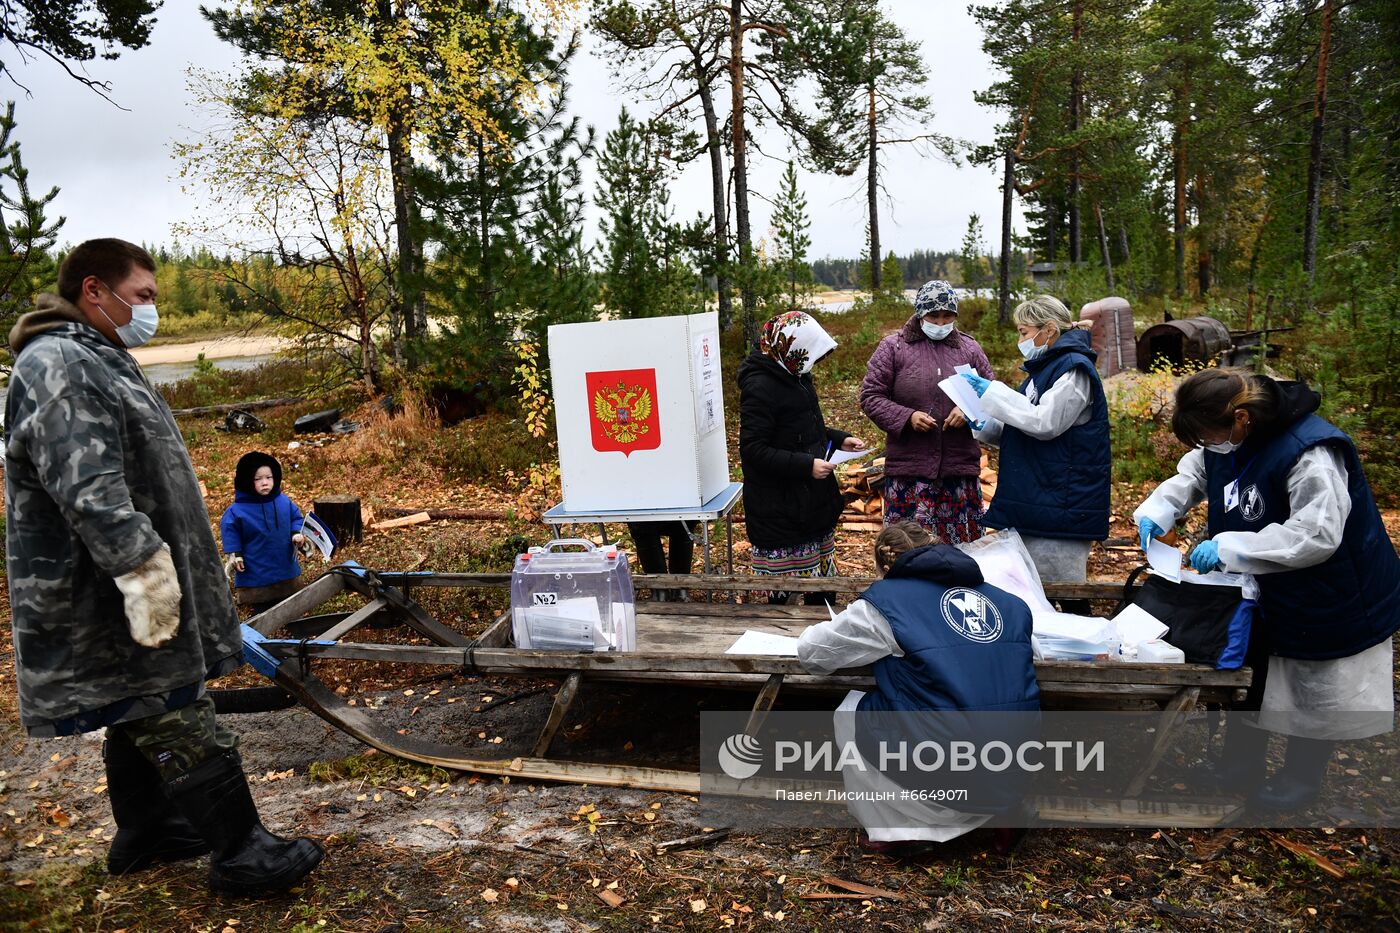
219, 451, 304, 588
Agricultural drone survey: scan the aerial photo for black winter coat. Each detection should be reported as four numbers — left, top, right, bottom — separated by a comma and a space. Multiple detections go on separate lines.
738, 351, 850, 550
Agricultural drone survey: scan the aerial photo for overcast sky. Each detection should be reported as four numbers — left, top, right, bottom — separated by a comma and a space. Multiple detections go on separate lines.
7, 1, 1022, 261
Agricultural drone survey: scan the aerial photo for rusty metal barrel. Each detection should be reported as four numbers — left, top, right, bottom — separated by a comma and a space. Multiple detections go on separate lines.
1136, 317, 1232, 372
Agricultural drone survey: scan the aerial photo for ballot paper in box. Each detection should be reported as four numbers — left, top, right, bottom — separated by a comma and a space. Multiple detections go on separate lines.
548, 311, 729, 511
510, 539, 636, 652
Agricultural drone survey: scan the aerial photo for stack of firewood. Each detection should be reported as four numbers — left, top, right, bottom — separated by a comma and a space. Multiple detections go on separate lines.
837, 452, 999, 532
837, 458, 885, 531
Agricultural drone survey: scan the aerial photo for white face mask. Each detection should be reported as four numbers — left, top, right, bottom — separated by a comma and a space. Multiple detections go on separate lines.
1018, 334, 1047, 360
921, 320, 955, 341
1202, 420, 1245, 454
96, 282, 160, 348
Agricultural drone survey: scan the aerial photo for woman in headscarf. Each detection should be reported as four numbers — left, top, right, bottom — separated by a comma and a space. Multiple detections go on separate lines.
861, 280, 995, 543
739, 310, 865, 604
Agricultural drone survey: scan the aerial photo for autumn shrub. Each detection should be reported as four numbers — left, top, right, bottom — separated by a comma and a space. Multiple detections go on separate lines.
433, 411, 552, 485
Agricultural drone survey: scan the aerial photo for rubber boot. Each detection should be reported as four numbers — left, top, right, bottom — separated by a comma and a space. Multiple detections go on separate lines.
167, 749, 324, 896
1202, 721, 1270, 795
104, 733, 210, 875
1249, 737, 1333, 812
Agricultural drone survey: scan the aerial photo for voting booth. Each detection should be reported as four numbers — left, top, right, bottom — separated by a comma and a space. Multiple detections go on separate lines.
549, 312, 730, 512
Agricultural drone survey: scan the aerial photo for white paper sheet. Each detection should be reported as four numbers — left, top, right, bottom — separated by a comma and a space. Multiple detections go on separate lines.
1146, 537, 1183, 582
829, 447, 873, 467
937, 374, 988, 424
954, 363, 975, 375
725, 630, 801, 656
1112, 603, 1169, 647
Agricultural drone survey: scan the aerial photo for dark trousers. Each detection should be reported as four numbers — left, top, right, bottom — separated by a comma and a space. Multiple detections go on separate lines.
108, 696, 237, 782
628, 521, 696, 575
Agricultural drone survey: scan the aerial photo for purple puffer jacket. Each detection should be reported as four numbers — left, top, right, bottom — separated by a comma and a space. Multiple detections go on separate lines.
860, 314, 995, 481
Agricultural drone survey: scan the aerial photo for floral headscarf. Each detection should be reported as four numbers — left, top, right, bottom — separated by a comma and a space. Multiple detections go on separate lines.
759, 310, 837, 376
914, 280, 959, 316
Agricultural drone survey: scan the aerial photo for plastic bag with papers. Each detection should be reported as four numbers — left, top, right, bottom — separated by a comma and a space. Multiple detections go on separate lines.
1031, 611, 1119, 661
957, 528, 1054, 614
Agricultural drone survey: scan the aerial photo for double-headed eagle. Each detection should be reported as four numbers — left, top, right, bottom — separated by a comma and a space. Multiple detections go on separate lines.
593, 381, 653, 445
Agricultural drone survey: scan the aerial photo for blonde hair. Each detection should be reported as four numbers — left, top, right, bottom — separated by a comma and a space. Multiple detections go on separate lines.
1013, 295, 1091, 335
874, 521, 937, 575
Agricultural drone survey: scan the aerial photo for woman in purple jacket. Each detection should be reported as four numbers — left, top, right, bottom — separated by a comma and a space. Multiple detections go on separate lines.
860, 281, 995, 543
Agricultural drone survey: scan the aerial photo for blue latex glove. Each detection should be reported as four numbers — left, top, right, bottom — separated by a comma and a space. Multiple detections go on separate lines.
971, 419, 987, 431
961, 372, 991, 397
1137, 518, 1165, 552
1189, 540, 1221, 574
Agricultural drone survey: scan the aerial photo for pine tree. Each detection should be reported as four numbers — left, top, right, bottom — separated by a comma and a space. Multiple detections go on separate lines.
0, 102, 62, 374
960, 214, 989, 294
770, 161, 812, 307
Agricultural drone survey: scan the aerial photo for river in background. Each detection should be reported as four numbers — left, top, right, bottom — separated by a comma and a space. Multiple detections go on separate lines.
139, 352, 281, 386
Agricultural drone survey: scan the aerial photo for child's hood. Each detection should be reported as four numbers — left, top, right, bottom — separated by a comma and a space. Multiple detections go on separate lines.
233, 450, 283, 498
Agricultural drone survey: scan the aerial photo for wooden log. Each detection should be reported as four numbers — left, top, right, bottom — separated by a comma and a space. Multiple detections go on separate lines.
314, 495, 363, 543
378, 506, 512, 522
370, 511, 430, 531
169, 396, 302, 417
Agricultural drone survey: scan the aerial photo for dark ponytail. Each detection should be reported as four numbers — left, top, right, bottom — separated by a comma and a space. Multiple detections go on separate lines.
1171, 368, 1276, 448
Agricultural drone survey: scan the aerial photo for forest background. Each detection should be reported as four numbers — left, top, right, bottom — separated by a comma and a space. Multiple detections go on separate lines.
0, 1, 1395, 504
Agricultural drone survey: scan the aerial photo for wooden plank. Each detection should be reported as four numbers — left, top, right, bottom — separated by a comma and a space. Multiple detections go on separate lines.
316, 597, 388, 643
370, 511, 431, 531
170, 396, 301, 417
1124, 686, 1201, 797
248, 571, 347, 636
744, 674, 784, 736
533, 672, 583, 758
1032, 795, 1241, 828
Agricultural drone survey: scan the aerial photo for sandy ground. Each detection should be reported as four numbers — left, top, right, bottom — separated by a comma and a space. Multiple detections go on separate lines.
131, 334, 297, 365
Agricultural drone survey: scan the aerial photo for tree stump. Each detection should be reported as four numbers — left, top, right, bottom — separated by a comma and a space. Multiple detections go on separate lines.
314, 495, 363, 544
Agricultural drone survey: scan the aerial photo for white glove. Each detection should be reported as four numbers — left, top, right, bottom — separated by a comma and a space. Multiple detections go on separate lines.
114, 543, 183, 648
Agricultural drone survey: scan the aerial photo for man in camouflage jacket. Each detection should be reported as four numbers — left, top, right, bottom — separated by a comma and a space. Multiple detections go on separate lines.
4, 239, 321, 895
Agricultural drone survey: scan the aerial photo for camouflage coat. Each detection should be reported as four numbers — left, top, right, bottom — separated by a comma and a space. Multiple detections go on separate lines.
4, 295, 242, 734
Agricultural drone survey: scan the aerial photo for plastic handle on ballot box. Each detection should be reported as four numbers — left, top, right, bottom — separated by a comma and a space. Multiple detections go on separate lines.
540, 538, 600, 553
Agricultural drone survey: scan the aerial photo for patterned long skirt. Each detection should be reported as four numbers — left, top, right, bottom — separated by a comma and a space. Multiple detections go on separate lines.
882, 476, 984, 545
751, 533, 837, 604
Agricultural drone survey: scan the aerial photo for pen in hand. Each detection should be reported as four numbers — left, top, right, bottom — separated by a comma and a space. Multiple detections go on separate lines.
824, 441, 833, 461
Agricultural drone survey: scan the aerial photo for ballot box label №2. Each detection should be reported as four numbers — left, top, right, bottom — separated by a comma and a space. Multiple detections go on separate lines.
587, 368, 662, 456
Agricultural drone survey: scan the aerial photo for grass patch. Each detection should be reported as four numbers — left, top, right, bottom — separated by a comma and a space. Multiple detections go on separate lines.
0, 860, 110, 933
307, 750, 454, 787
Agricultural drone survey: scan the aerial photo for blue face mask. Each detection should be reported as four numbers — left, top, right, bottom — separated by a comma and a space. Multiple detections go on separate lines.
921, 320, 955, 341
96, 282, 160, 348
1017, 336, 1047, 360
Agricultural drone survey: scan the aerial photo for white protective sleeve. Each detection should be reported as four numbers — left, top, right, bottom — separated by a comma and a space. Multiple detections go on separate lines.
975, 368, 1092, 443
1132, 446, 1352, 574
1132, 447, 1208, 532
796, 599, 904, 675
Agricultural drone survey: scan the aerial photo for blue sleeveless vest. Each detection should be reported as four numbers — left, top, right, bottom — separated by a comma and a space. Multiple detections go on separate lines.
853, 571, 1040, 814
1204, 414, 1400, 660
983, 329, 1111, 540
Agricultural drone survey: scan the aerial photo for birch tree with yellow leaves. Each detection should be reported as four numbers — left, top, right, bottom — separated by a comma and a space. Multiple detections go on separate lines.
200, 0, 583, 364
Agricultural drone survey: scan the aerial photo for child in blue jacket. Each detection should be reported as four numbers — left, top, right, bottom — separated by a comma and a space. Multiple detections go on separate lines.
220, 451, 306, 614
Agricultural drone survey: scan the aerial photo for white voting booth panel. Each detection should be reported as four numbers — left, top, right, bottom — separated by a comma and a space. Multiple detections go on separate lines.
549, 312, 730, 512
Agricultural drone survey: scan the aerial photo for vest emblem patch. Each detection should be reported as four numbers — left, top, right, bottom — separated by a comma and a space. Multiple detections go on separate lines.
1240, 483, 1265, 522
939, 587, 1004, 643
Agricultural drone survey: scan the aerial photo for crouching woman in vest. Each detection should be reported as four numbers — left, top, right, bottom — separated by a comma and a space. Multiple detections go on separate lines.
796, 522, 1040, 856
959, 296, 1110, 608
1133, 369, 1400, 811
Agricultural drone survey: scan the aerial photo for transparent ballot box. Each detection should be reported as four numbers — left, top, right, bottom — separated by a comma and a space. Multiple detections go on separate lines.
510, 539, 637, 652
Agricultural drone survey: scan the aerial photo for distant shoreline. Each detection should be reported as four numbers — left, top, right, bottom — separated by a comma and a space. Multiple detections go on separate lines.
131, 334, 295, 366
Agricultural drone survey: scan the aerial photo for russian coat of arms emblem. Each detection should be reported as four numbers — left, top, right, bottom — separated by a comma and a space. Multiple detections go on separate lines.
585, 368, 662, 456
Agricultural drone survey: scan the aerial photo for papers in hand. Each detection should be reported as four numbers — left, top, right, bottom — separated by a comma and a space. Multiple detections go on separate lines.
1145, 537, 1183, 582
300, 513, 337, 562
1113, 603, 1169, 647
937, 374, 989, 425
829, 447, 873, 467
725, 630, 800, 656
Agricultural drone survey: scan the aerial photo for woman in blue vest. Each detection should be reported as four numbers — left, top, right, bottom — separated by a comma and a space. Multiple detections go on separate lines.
1133, 368, 1399, 810
959, 296, 1111, 600
797, 522, 1039, 855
